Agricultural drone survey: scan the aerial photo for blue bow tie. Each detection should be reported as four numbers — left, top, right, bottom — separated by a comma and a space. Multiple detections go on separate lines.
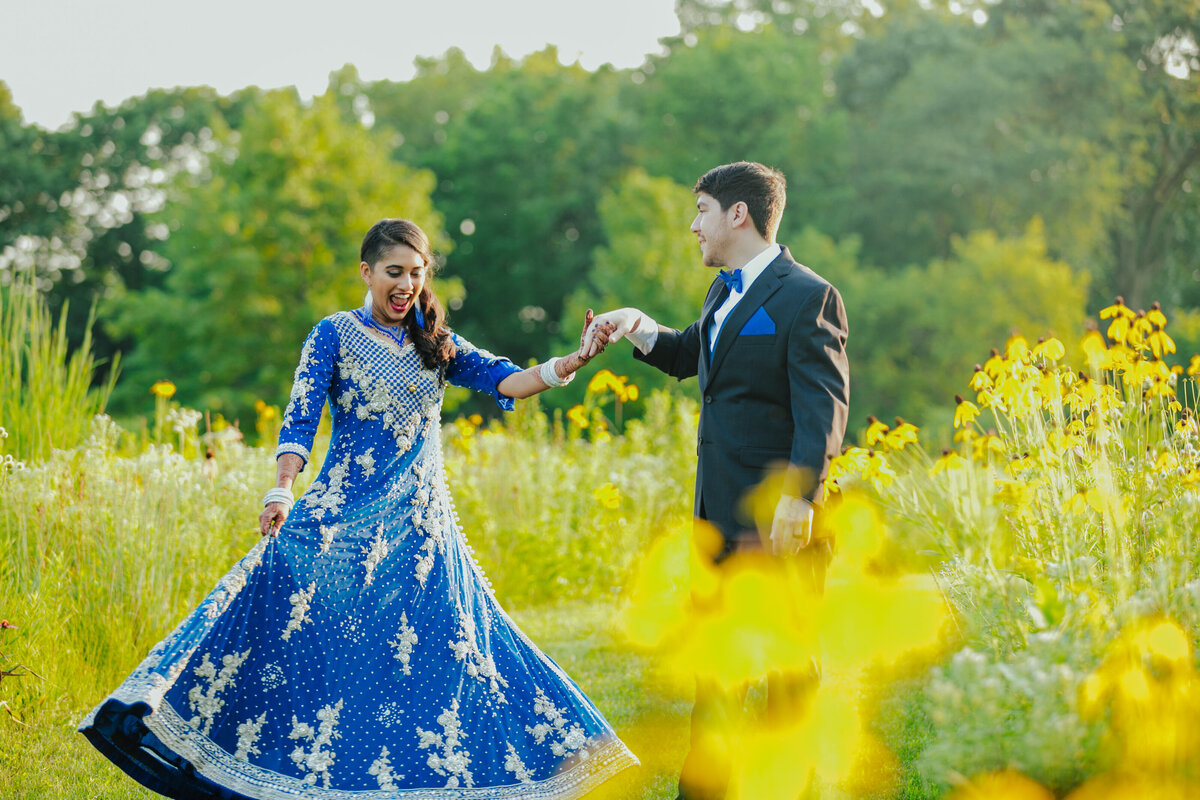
717, 268, 743, 293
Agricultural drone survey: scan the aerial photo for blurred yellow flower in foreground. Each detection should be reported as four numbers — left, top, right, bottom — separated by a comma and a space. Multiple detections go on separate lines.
150, 380, 176, 399
566, 405, 589, 429
586, 369, 639, 403
619, 491, 946, 798
591, 482, 621, 509
947, 770, 1054, 800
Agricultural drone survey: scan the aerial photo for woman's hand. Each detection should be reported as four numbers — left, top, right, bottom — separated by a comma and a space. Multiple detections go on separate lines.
259, 503, 289, 537
558, 309, 615, 377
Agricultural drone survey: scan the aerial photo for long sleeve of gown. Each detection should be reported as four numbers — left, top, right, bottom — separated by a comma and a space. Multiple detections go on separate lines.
275, 317, 339, 469
444, 332, 523, 411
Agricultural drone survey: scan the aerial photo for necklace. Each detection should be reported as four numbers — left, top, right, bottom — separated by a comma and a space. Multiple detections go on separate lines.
357, 299, 407, 349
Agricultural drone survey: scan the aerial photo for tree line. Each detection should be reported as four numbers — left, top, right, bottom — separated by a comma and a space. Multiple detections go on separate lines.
2, 0, 1197, 431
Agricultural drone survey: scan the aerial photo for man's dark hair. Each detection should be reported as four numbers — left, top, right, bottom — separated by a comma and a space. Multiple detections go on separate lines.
693, 161, 787, 240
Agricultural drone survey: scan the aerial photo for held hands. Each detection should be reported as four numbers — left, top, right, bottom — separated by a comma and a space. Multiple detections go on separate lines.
582, 308, 650, 358
555, 309, 616, 378
770, 495, 815, 556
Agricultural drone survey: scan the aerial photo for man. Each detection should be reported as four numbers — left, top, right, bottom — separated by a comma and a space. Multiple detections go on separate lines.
585, 161, 850, 799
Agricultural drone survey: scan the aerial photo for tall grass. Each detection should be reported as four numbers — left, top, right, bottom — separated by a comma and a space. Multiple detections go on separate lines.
0, 270, 118, 463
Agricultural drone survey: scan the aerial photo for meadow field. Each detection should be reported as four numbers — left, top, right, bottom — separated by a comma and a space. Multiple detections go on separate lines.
4, 287, 1200, 799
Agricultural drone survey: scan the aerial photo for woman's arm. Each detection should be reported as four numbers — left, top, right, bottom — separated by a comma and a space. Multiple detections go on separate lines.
497, 313, 615, 399
259, 453, 303, 536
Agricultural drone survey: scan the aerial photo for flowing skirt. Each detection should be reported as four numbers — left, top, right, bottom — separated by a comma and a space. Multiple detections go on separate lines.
79, 488, 637, 799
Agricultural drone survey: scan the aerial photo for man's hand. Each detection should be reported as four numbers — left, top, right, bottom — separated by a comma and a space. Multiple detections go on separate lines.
583, 308, 650, 357
770, 495, 814, 556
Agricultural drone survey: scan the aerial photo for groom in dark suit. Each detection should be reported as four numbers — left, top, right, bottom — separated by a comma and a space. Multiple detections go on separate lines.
585, 161, 850, 799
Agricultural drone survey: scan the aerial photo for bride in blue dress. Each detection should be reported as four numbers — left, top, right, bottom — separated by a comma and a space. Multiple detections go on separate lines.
80, 218, 638, 798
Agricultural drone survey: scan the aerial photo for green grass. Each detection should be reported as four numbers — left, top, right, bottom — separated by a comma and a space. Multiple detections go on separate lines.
0, 602, 689, 800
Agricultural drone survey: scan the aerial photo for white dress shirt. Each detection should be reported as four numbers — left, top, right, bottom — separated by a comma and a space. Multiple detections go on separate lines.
708, 243, 781, 351
627, 243, 782, 355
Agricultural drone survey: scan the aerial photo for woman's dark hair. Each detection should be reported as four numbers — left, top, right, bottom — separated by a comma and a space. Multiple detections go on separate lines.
360, 219, 456, 371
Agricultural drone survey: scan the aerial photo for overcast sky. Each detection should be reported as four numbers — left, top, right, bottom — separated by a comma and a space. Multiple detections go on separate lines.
1, 0, 682, 130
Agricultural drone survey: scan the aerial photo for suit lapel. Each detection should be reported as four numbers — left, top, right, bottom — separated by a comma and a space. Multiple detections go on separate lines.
698, 281, 727, 386
708, 254, 789, 379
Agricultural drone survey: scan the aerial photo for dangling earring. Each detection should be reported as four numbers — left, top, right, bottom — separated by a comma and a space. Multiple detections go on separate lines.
413, 300, 426, 330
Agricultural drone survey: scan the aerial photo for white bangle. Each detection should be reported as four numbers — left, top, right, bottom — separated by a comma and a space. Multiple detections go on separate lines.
539, 357, 574, 388
263, 487, 295, 510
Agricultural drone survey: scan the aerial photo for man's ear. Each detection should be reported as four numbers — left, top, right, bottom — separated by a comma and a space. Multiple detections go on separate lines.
729, 201, 753, 230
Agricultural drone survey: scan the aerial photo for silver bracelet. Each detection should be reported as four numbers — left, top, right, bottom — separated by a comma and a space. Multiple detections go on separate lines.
539, 357, 574, 388
262, 487, 295, 510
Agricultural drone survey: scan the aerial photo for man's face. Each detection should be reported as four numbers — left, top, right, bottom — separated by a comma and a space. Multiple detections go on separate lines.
690, 192, 734, 268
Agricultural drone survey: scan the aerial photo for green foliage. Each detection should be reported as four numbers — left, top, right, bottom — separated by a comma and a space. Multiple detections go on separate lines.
630, 25, 853, 242
552, 169, 707, 410
838, 220, 1089, 428
105, 90, 444, 420
367, 48, 630, 366
0, 271, 115, 462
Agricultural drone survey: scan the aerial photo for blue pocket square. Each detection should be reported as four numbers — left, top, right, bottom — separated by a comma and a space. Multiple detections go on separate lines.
739, 307, 776, 336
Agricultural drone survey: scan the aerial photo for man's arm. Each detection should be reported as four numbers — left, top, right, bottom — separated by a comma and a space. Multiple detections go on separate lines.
587, 307, 703, 381
772, 284, 850, 554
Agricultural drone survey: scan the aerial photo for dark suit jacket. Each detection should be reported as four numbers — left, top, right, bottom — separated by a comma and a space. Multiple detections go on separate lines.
635, 246, 850, 549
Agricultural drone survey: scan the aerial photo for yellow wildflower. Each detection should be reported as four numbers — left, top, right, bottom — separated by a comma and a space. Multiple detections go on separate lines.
1154, 450, 1179, 473
1127, 313, 1153, 349
626, 384, 639, 402
1146, 301, 1167, 329
863, 451, 896, 488
1005, 333, 1031, 362
1032, 336, 1066, 362
884, 417, 920, 450
864, 416, 889, 447
1147, 328, 1176, 359
969, 364, 992, 392
930, 448, 966, 476
1081, 329, 1109, 371
982, 348, 1005, 379
591, 482, 621, 509
952, 395, 979, 429
953, 427, 977, 444
566, 405, 589, 429
1099, 296, 1136, 321
468, 413, 483, 427
972, 432, 1005, 462
1188, 355, 1200, 377
586, 369, 620, 395
151, 380, 177, 399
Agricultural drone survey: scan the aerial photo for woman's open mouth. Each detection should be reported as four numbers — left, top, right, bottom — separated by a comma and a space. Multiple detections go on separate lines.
389, 294, 411, 313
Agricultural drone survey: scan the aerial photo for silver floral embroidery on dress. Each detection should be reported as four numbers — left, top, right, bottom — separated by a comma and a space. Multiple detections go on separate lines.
282, 582, 316, 641
288, 699, 343, 788
355, 447, 376, 478
186, 648, 251, 736
305, 452, 351, 521
526, 688, 589, 759
206, 537, 267, 619
318, 524, 337, 555
368, 746, 400, 790
282, 334, 319, 427
450, 611, 508, 703
504, 743, 534, 784
388, 611, 418, 676
417, 699, 474, 789
361, 524, 389, 585
234, 712, 268, 762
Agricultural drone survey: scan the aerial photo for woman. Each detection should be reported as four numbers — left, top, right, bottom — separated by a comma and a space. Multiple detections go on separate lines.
80, 219, 637, 798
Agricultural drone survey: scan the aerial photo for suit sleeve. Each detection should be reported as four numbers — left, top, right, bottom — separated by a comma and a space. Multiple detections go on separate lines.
632, 319, 703, 380
786, 284, 850, 500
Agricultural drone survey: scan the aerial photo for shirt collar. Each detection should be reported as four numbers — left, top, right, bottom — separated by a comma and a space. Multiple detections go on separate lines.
732, 243, 781, 295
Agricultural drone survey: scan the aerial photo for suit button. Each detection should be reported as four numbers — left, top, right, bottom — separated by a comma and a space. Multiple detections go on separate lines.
704, 395, 713, 404
698, 436, 704, 444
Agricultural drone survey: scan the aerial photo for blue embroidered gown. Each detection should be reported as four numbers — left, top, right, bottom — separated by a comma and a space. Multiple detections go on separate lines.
80, 310, 638, 799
